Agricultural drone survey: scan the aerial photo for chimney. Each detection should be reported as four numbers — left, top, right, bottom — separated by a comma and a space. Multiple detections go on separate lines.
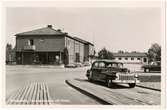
47, 25, 52, 28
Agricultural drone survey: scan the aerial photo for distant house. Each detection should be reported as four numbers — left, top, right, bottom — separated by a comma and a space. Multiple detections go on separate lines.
15, 25, 94, 65
113, 52, 148, 71
113, 52, 148, 64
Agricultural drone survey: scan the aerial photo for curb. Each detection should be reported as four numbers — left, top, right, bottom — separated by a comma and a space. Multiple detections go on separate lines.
136, 85, 161, 91
65, 80, 112, 105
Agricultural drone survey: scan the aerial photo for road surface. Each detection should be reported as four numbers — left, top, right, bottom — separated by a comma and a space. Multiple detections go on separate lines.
6, 65, 99, 105
6, 65, 161, 105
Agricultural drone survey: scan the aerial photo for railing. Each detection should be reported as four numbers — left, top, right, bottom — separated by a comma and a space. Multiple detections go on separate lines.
23, 45, 36, 50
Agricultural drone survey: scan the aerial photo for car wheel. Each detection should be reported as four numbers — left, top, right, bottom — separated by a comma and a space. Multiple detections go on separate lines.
129, 83, 136, 88
106, 79, 113, 88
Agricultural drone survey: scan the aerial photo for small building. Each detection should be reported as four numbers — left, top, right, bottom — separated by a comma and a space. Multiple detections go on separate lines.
15, 25, 94, 65
113, 52, 148, 64
113, 52, 148, 71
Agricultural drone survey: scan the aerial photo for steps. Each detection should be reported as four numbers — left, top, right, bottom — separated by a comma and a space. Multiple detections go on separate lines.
7, 82, 52, 105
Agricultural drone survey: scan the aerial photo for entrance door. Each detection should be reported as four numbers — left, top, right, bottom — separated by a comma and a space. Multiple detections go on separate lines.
38, 53, 47, 64
75, 53, 80, 62
91, 62, 100, 80
23, 52, 33, 64
96, 61, 106, 81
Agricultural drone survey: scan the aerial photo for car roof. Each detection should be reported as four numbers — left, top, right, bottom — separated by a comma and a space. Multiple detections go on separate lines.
93, 59, 123, 64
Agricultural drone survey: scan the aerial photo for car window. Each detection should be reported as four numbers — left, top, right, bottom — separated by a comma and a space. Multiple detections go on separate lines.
151, 62, 156, 65
93, 62, 99, 68
99, 62, 105, 68
112, 63, 118, 67
107, 64, 112, 67
118, 63, 123, 68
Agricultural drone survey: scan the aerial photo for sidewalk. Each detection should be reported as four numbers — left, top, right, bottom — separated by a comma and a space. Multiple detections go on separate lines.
136, 82, 161, 91
66, 79, 160, 105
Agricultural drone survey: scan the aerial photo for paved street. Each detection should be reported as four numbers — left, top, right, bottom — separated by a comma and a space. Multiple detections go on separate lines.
6, 65, 99, 105
6, 65, 161, 105
67, 79, 160, 105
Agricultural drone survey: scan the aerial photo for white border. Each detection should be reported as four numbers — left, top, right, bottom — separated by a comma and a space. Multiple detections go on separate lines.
0, 1, 166, 110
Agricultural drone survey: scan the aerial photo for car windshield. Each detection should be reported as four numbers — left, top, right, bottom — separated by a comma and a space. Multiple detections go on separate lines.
106, 63, 123, 68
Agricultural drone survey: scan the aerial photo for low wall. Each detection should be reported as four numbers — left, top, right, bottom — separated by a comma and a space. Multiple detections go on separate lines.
138, 75, 161, 82
123, 63, 143, 71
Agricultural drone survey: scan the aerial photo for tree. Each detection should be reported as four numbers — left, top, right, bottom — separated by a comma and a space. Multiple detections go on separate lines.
131, 51, 137, 53
6, 43, 12, 51
6, 43, 13, 64
147, 43, 161, 62
98, 48, 114, 59
63, 48, 69, 65
118, 50, 124, 53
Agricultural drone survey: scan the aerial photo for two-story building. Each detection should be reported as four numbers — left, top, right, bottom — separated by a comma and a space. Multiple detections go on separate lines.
15, 25, 94, 65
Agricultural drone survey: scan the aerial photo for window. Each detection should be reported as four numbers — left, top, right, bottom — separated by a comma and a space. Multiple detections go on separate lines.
93, 62, 99, 68
118, 63, 123, 68
28, 39, 34, 46
112, 63, 118, 67
99, 62, 105, 68
131, 57, 134, 60
137, 58, 141, 60
125, 57, 128, 60
40, 39, 44, 42
107, 64, 112, 67
75, 53, 80, 62
68, 40, 70, 46
144, 58, 147, 62
118, 58, 122, 60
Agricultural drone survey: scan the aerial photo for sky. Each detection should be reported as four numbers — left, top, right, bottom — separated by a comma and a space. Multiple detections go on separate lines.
6, 7, 161, 53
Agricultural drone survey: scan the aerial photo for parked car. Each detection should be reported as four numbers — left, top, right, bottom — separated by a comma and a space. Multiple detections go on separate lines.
86, 60, 140, 88
141, 61, 161, 72
65, 63, 77, 68
83, 61, 91, 66
74, 62, 83, 67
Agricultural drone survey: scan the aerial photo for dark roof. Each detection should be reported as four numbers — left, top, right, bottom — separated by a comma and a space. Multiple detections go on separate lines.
15, 25, 94, 46
15, 26, 65, 36
73, 37, 88, 44
113, 53, 147, 57
73, 37, 94, 46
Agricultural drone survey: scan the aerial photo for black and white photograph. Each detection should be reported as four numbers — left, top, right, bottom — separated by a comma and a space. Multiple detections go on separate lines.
1, 1, 166, 109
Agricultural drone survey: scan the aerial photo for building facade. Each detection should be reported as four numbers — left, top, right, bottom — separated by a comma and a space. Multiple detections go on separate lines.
15, 25, 94, 65
113, 53, 148, 64
113, 53, 148, 71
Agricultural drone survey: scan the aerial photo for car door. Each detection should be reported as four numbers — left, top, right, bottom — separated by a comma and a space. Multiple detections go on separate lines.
97, 61, 107, 81
91, 62, 99, 81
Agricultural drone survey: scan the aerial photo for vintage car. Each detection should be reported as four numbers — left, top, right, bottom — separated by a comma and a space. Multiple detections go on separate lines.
86, 60, 140, 88
141, 61, 161, 72
65, 63, 77, 68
